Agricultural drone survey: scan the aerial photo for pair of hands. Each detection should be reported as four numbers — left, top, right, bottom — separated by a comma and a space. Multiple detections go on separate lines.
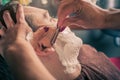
57, 0, 106, 30
0, 4, 32, 56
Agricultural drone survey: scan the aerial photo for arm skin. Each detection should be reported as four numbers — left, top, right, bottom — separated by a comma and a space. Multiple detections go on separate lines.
0, 4, 56, 80
57, 0, 120, 30
4, 41, 56, 80
104, 9, 120, 29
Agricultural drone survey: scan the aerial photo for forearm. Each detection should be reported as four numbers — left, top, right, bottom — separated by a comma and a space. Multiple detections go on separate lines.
3, 41, 55, 80
104, 9, 120, 29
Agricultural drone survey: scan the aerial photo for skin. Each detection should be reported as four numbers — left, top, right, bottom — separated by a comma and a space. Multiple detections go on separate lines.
0, 3, 120, 80
57, 0, 120, 30
0, 4, 55, 80
0, 4, 80, 80
24, 6, 80, 80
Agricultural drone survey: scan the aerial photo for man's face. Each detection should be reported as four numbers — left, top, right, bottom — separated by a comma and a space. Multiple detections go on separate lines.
24, 6, 58, 54
23, 6, 81, 80
23, 6, 72, 80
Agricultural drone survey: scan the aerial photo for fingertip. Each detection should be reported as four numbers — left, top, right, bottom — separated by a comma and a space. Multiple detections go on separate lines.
57, 18, 64, 27
16, 4, 25, 23
18, 3, 23, 9
59, 26, 66, 32
18, 3, 24, 14
57, 22, 65, 32
3, 9, 16, 28
3, 10, 9, 16
3, 10, 11, 22
16, 4, 20, 12
57, 19, 67, 32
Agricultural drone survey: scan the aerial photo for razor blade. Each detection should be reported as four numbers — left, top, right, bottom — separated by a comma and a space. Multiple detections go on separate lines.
50, 27, 60, 45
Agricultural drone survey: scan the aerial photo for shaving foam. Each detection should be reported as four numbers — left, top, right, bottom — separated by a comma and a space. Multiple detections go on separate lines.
54, 27, 83, 74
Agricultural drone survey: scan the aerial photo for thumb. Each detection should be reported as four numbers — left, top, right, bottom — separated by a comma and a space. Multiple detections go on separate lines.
57, 0, 75, 27
62, 17, 87, 29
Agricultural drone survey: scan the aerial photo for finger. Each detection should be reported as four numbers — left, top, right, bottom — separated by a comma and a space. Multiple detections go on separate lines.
0, 30, 4, 35
16, 4, 25, 23
62, 17, 87, 29
3, 11, 15, 29
57, 0, 76, 27
34, 26, 49, 38
0, 28, 5, 39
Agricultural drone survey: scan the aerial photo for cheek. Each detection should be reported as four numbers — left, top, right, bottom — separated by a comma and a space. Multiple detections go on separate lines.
40, 38, 51, 46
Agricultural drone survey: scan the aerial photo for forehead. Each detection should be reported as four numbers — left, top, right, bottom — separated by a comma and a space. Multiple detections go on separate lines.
24, 6, 53, 31
24, 6, 48, 14
24, 6, 50, 21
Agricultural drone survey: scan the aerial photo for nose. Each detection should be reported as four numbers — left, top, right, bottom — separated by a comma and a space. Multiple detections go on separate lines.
40, 26, 57, 50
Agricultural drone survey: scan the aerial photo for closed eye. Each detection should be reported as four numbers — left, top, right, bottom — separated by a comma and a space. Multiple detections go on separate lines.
41, 44, 47, 50
43, 11, 50, 19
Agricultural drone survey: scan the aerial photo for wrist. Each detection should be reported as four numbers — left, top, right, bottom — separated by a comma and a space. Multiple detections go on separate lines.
3, 39, 32, 58
3, 42, 22, 58
91, 7, 109, 29
103, 10, 112, 28
103, 9, 120, 29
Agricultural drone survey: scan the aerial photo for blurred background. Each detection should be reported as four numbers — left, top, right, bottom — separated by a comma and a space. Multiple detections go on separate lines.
0, 0, 120, 57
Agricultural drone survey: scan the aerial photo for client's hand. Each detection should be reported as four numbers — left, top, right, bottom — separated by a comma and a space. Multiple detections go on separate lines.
0, 4, 33, 56
0, 4, 56, 80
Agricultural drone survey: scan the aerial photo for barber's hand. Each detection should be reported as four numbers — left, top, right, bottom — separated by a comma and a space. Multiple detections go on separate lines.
0, 4, 32, 56
57, 0, 106, 30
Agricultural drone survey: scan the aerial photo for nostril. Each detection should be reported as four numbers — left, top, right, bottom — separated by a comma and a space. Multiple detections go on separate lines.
44, 27, 49, 32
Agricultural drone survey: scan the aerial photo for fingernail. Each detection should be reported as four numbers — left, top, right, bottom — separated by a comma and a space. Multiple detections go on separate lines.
18, 4, 21, 7
17, 4, 21, 9
17, 4, 19, 8
44, 27, 49, 32
60, 26, 65, 32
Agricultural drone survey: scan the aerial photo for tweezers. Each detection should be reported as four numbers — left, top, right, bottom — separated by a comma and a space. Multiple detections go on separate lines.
50, 27, 60, 45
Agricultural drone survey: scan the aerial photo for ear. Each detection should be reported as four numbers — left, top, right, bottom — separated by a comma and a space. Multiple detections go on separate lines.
35, 47, 55, 56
